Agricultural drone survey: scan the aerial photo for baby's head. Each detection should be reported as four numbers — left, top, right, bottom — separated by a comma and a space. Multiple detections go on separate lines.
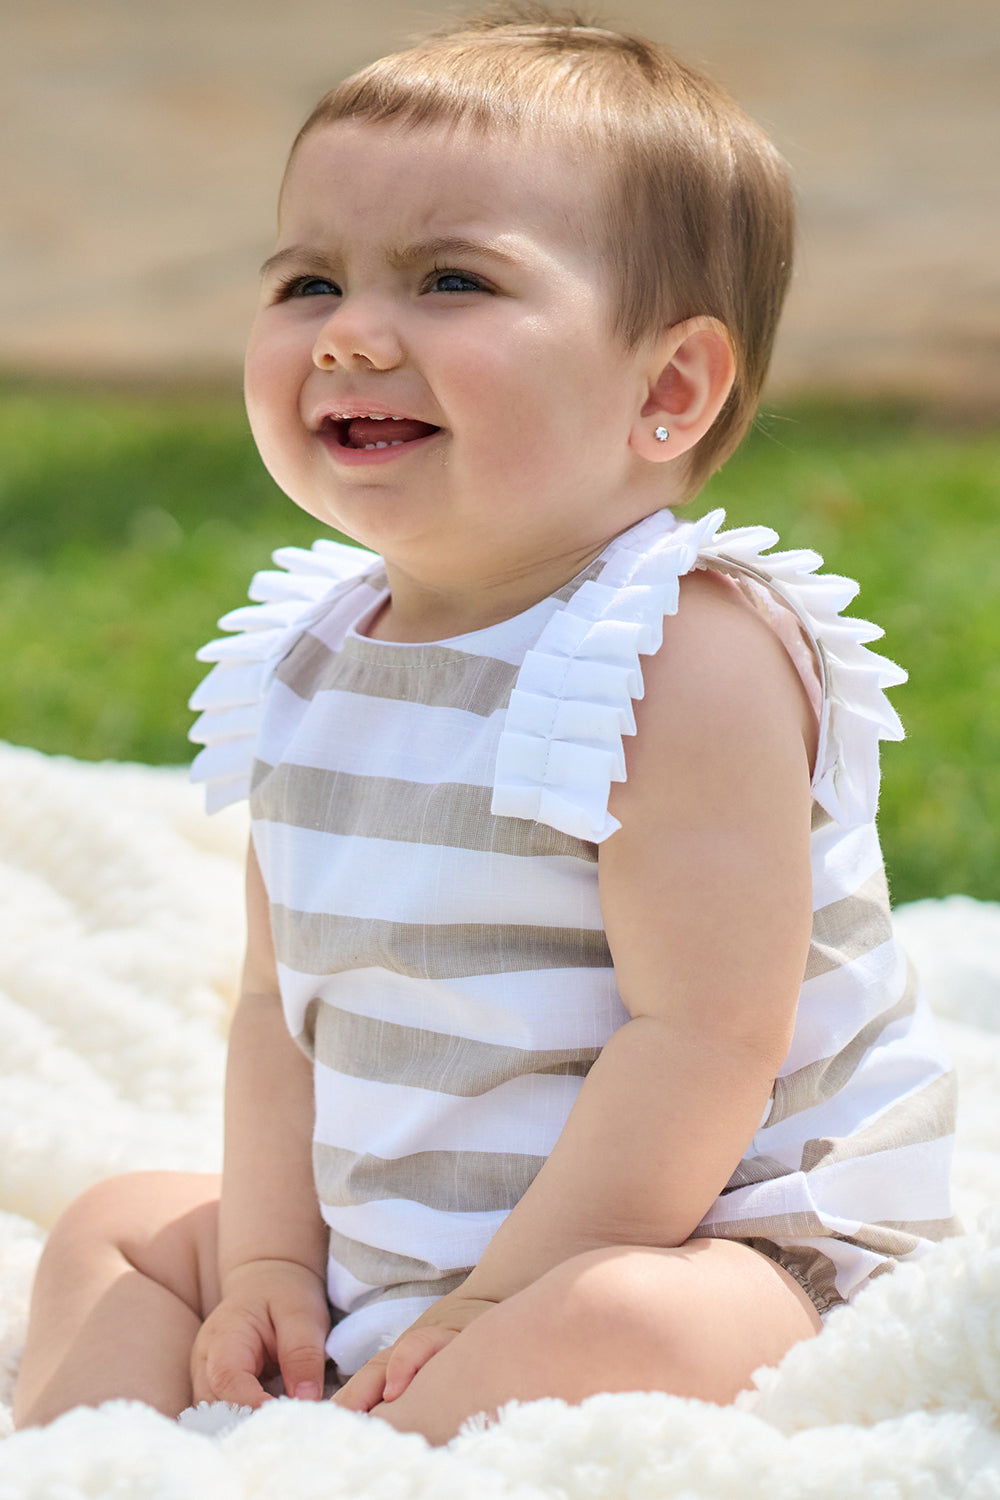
286, 6, 794, 494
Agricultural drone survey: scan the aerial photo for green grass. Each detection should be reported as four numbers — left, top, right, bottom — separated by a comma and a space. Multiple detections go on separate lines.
1, 382, 997, 902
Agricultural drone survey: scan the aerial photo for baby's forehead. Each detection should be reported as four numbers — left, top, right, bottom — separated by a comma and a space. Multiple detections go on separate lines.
281, 116, 606, 251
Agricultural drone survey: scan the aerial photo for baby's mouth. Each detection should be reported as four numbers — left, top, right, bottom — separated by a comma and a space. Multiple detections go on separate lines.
324, 414, 440, 450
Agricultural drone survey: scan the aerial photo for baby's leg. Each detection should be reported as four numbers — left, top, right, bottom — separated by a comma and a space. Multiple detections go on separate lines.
372, 1238, 822, 1445
13, 1170, 220, 1428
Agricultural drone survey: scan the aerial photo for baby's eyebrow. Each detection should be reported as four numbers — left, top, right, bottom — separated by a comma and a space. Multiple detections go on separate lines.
386, 236, 521, 271
259, 236, 520, 279
259, 246, 337, 280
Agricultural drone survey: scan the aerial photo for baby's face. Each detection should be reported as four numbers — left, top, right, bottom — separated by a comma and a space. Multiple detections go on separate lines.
245, 118, 658, 580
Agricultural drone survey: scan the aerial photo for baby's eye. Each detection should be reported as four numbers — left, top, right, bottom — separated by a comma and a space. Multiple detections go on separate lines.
428, 269, 486, 294
277, 275, 340, 299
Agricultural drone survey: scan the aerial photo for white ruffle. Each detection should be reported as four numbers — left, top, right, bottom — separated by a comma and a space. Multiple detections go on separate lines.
189, 538, 376, 811
491, 508, 906, 842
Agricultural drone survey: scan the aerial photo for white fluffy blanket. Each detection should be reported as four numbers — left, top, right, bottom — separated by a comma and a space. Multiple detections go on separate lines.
1, 739, 1000, 1497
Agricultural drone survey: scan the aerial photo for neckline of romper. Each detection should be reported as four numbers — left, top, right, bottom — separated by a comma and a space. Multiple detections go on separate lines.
338, 590, 561, 670
336, 512, 681, 668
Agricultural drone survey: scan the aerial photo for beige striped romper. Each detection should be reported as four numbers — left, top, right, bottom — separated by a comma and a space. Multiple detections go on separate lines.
191, 507, 959, 1376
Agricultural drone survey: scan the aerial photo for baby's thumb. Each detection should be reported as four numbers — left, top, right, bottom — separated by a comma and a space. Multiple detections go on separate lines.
277, 1312, 327, 1402
382, 1325, 456, 1401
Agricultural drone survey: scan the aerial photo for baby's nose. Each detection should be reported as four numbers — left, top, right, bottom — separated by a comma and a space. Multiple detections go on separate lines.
312, 299, 403, 371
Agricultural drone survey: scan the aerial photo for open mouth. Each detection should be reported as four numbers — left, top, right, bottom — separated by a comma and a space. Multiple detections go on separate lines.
322, 414, 441, 451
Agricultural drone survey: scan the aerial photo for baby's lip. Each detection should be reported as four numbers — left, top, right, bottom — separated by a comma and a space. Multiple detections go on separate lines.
312, 400, 426, 428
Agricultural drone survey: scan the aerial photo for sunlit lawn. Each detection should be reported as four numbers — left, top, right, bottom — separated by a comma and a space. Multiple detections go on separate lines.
1, 382, 997, 904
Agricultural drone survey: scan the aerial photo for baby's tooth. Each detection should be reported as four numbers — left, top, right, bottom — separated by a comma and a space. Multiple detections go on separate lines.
375, 441, 388, 449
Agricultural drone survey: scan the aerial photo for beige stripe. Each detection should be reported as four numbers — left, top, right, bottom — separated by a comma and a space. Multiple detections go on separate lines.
273, 906, 613, 982
703, 1207, 842, 1241
810, 802, 834, 833
721, 1154, 797, 1193
251, 759, 274, 797
275, 631, 519, 714
804, 867, 894, 981
849, 1225, 918, 1257
799, 1068, 957, 1173
325, 1226, 468, 1289
551, 558, 608, 600
251, 762, 594, 861
706, 1209, 947, 1261
875, 1215, 962, 1243
314, 1141, 545, 1212
768, 956, 919, 1127
310, 1001, 601, 1094
375, 1272, 469, 1303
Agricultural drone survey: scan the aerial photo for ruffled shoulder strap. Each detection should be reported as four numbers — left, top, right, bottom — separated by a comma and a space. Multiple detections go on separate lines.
491, 508, 906, 841
189, 538, 377, 812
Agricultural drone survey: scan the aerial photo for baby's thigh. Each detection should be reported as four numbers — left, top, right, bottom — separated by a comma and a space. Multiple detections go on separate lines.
519, 1238, 823, 1404
43, 1170, 223, 1320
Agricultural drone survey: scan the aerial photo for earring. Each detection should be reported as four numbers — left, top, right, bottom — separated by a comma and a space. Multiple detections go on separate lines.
654, 426, 670, 442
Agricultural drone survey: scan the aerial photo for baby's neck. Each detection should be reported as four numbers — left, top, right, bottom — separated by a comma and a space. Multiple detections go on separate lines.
363, 542, 609, 644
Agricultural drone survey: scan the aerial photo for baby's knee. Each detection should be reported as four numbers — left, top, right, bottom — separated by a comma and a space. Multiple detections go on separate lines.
45, 1172, 159, 1248
40, 1170, 221, 1317
44, 1171, 216, 1268
528, 1246, 668, 1351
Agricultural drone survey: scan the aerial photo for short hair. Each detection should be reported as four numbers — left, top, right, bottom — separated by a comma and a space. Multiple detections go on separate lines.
289, 5, 795, 494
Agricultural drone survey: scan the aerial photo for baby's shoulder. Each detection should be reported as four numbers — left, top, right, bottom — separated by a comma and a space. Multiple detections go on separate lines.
614, 566, 819, 822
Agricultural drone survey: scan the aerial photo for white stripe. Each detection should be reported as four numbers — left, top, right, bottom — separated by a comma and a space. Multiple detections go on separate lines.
312, 1061, 582, 1158
807, 1135, 956, 1224
277, 963, 628, 1053
810, 820, 885, 911
255, 824, 604, 929
704, 1133, 955, 1229
761, 996, 953, 1158
322, 1199, 506, 1268
325, 1260, 379, 1311
307, 583, 386, 650
257, 680, 505, 785
779, 937, 908, 1075
252, 677, 312, 757
326, 1295, 439, 1376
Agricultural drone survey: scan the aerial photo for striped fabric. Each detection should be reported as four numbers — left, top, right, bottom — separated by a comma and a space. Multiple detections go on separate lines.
232, 511, 959, 1373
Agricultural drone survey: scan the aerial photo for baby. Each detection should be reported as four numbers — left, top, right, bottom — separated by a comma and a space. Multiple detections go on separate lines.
14, 6, 957, 1444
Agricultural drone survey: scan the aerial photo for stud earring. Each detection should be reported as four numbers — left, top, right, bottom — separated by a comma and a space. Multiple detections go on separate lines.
654, 426, 670, 442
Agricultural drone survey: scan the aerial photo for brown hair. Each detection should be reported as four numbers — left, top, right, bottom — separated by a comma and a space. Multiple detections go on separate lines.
290, 5, 795, 493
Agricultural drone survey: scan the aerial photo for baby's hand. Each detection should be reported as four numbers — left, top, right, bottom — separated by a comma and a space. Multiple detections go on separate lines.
332, 1288, 498, 1413
190, 1258, 330, 1409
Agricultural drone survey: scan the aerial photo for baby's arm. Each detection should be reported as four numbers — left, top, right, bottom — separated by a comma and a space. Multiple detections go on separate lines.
190, 843, 330, 1407
467, 569, 815, 1284
340, 570, 816, 1407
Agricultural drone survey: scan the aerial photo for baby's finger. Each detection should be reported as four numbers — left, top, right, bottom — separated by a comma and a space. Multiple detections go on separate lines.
192, 1326, 272, 1409
382, 1326, 457, 1402
331, 1354, 390, 1412
276, 1311, 327, 1402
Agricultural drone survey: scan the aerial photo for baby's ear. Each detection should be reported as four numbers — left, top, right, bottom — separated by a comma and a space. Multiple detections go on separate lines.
630, 317, 735, 463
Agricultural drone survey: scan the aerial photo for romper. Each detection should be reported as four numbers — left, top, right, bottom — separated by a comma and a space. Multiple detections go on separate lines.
190, 507, 959, 1377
